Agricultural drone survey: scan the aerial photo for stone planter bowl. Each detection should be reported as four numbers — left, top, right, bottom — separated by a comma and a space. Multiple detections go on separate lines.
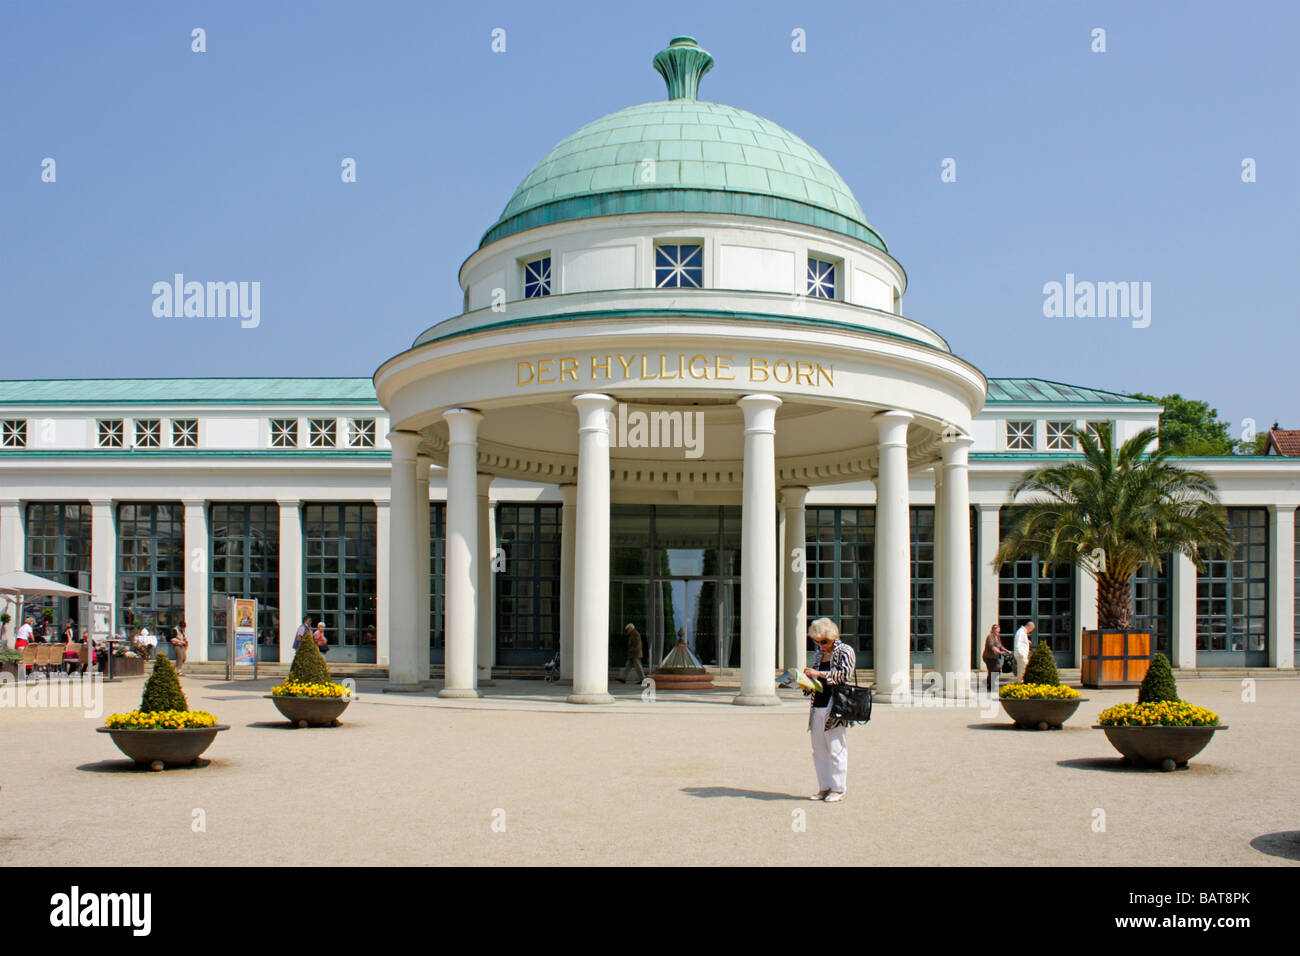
97, 725, 229, 770
1094, 724, 1227, 770
1000, 696, 1086, 730
267, 694, 351, 727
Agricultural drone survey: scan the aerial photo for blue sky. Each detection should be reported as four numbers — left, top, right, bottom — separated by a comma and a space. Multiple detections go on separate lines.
2, 0, 1296, 436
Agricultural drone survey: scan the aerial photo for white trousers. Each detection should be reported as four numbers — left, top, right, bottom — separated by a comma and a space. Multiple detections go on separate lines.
1014, 653, 1028, 680
810, 705, 848, 793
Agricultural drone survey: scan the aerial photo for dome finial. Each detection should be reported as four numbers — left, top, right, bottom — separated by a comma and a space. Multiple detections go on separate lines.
653, 36, 713, 100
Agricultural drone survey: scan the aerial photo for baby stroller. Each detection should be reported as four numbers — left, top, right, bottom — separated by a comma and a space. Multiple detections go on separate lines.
543, 650, 560, 683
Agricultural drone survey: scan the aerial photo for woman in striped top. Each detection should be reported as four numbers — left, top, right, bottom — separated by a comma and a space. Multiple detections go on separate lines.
803, 617, 856, 803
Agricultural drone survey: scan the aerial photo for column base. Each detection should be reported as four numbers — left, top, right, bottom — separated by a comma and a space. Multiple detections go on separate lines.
382, 683, 424, 694
731, 694, 782, 706
439, 687, 481, 699
566, 692, 615, 705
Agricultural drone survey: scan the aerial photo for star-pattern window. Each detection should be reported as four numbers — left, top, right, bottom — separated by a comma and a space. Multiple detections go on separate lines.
807, 257, 837, 299
654, 244, 703, 288
348, 418, 375, 447
172, 419, 198, 447
523, 256, 551, 298
1045, 421, 1075, 451
135, 419, 161, 448
1006, 421, 1034, 451
98, 419, 124, 448
0, 419, 27, 448
309, 418, 337, 448
270, 418, 298, 448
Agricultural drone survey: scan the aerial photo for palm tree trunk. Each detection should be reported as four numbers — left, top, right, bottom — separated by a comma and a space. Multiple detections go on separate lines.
1097, 572, 1133, 629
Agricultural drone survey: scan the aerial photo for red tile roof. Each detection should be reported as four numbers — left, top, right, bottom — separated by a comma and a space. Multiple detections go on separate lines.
1266, 427, 1300, 456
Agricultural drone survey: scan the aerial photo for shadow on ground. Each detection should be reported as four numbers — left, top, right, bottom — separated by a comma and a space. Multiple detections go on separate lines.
1250, 831, 1300, 861
965, 722, 1088, 732
681, 786, 804, 801
76, 757, 224, 773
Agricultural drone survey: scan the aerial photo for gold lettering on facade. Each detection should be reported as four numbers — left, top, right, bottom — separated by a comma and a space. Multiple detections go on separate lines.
816, 363, 834, 387
591, 355, 611, 380
517, 362, 534, 386
616, 354, 634, 377
688, 355, 708, 379
715, 356, 735, 380
536, 359, 556, 384
749, 357, 769, 382
559, 357, 579, 382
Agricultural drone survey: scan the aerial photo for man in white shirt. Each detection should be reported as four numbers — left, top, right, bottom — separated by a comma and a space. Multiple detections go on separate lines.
1013, 621, 1035, 680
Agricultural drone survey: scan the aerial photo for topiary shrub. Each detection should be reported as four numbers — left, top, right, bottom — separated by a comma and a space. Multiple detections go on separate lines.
1137, 653, 1179, 703
1021, 638, 1061, 686
140, 654, 188, 712
288, 632, 332, 686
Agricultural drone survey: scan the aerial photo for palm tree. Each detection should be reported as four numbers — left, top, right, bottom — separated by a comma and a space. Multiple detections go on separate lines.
995, 426, 1232, 629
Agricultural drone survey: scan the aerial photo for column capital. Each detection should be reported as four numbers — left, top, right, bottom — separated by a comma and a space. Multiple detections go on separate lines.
572, 393, 615, 432
780, 486, 809, 510
443, 408, 484, 445
737, 394, 782, 433
940, 433, 975, 466
977, 502, 1001, 514
874, 409, 913, 447
181, 498, 207, 509
89, 498, 115, 509
0, 499, 21, 509
387, 430, 423, 460
276, 497, 302, 509
373, 499, 391, 510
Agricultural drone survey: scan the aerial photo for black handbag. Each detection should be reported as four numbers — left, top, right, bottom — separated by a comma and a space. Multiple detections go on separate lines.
830, 672, 873, 726
1000, 653, 1014, 674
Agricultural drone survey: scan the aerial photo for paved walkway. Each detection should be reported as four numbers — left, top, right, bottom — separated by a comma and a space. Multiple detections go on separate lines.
1, 674, 1296, 866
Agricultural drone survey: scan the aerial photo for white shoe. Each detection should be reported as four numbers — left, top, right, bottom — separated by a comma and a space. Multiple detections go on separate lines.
809, 790, 830, 800
824, 791, 846, 803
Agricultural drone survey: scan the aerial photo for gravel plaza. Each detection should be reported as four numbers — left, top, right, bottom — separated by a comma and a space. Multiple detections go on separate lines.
2, 672, 1296, 867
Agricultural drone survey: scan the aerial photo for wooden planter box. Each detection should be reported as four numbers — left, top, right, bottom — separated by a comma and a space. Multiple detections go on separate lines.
1081, 630, 1150, 688
111, 656, 146, 678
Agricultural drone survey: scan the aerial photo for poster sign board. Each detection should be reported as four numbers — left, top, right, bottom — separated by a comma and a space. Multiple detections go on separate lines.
90, 602, 112, 640
226, 597, 259, 680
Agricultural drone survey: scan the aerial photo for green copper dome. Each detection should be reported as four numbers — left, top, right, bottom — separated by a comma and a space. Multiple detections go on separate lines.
480, 38, 885, 252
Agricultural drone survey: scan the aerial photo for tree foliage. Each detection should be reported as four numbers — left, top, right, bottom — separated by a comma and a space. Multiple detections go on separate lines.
1137, 653, 1179, 703
995, 426, 1233, 628
140, 654, 189, 712
288, 631, 333, 685
1021, 637, 1061, 686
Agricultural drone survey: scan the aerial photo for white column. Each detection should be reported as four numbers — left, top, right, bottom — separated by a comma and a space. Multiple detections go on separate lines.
873, 410, 913, 702
415, 455, 432, 681
384, 431, 424, 692
734, 394, 782, 706
0, 499, 23, 572
441, 409, 482, 698
183, 500, 209, 663
569, 394, 615, 704
932, 467, 946, 670
278, 500, 303, 664
1170, 553, 1198, 669
374, 500, 390, 665
1269, 505, 1295, 669
559, 484, 577, 681
1, 500, 25, 640
781, 487, 808, 678
477, 473, 496, 686
977, 505, 1001, 648
90, 500, 116, 631
1076, 566, 1098, 664
938, 437, 974, 696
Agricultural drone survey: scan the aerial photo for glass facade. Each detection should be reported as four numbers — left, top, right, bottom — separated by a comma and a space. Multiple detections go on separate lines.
609, 504, 740, 668
1131, 557, 1172, 657
302, 504, 377, 663
116, 503, 185, 653
806, 507, 874, 666
1197, 507, 1268, 666
429, 503, 445, 663
909, 507, 935, 662
24, 502, 92, 633
208, 503, 280, 661
496, 504, 560, 665
998, 510, 1075, 664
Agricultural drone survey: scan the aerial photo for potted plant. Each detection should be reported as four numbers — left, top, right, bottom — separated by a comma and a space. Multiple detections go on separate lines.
996, 426, 1232, 687
999, 638, 1085, 729
98, 654, 228, 770
1094, 654, 1226, 770
0, 646, 21, 677
267, 629, 352, 727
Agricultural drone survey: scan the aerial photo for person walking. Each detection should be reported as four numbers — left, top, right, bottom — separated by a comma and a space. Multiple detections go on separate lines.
620, 622, 645, 685
981, 624, 1012, 691
15, 617, 33, 650
1012, 621, 1035, 680
170, 621, 189, 675
62, 620, 75, 644
293, 614, 313, 649
313, 619, 328, 654
803, 617, 856, 803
